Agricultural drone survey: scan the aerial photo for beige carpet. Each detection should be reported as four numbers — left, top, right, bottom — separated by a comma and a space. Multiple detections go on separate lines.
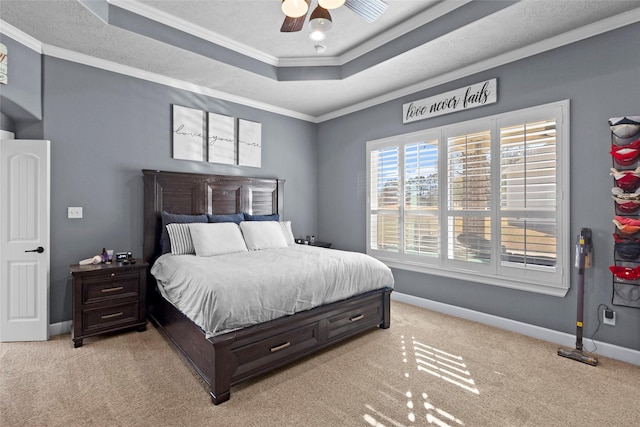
2, 301, 639, 427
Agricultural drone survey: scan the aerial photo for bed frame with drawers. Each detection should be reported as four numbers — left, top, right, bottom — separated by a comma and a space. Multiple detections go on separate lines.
142, 169, 392, 404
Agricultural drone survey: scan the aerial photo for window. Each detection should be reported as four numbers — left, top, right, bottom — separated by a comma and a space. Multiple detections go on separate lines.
366, 101, 569, 296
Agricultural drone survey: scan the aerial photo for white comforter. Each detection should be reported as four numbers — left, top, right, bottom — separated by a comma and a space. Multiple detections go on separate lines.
150, 245, 394, 337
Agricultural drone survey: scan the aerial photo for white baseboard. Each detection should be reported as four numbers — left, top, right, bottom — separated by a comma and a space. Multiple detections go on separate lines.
49, 320, 72, 337
392, 292, 640, 366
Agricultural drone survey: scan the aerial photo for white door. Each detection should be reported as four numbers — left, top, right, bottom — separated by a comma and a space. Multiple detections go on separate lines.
0, 139, 50, 341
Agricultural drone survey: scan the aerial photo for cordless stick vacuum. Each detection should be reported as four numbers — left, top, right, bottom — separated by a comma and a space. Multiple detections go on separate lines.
558, 228, 598, 366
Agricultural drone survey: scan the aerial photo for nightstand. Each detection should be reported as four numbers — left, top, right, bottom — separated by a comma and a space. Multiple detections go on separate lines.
309, 241, 332, 248
70, 260, 148, 348
295, 239, 332, 248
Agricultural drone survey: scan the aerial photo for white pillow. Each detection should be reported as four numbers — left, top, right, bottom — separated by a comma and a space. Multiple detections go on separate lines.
188, 223, 248, 256
166, 223, 195, 255
240, 221, 289, 250
279, 221, 295, 246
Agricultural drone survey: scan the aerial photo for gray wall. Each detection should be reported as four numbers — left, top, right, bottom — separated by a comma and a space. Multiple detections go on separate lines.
3, 23, 640, 353
317, 23, 640, 351
4, 48, 318, 324
0, 34, 42, 125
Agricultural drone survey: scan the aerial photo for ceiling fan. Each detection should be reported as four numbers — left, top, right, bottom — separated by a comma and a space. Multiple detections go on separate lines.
280, 0, 388, 38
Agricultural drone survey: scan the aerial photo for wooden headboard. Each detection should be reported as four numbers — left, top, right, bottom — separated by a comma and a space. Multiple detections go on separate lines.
142, 169, 285, 264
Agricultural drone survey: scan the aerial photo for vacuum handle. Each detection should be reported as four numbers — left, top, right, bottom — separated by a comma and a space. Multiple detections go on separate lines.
575, 228, 593, 269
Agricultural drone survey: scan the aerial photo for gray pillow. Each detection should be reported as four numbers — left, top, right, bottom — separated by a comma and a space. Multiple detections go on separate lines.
160, 211, 207, 254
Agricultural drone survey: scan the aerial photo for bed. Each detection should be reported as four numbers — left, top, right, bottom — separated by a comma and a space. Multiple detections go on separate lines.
142, 169, 393, 404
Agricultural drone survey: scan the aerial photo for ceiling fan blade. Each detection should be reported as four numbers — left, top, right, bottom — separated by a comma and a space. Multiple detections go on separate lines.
344, 0, 388, 23
281, 10, 310, 32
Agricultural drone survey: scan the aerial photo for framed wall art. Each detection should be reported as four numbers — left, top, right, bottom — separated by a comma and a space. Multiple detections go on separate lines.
207, 112, 236, 165
172, 105, 205, 161
238, 119, 262, 168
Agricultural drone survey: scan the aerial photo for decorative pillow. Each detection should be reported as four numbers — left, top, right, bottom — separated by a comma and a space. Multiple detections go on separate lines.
188, 222, 248, 256
240, 221, 288, 250
244, 213, 280, 221
279, 221, 295, 246
166, 223, 195, 255
160, 211, 208, 254
207, 213, 245, 224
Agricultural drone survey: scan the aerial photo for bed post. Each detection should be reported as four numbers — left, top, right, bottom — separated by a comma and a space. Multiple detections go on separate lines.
210, 338, 235, 405
380, 289, 391, 329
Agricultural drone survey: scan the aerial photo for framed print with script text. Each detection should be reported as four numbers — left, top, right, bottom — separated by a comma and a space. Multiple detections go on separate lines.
172, 105, 205, 161
238, 119, 262, 168
208, 113, 236, 165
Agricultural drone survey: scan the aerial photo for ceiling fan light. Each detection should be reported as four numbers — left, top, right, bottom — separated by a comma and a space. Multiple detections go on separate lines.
309, 6, 333, 32
281, 0, 309, 18
309, 30, 327, 41
318, 0, 345, 10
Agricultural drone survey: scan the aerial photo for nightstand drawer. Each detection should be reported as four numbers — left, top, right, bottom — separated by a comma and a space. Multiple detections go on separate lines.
83, 271, 140, 304
83, 302, 139, 332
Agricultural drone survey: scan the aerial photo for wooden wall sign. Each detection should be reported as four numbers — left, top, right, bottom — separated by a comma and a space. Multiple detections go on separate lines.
403, 78, 497, 124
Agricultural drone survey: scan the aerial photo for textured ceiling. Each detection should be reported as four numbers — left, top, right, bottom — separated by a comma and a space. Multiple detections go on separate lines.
1, 0, 639, 121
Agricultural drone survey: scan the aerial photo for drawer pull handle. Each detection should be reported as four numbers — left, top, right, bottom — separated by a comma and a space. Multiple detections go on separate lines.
350, 314, 364, 322
101, 286, 124, 293
270, 342, 291, 353
101, 312, 123, 320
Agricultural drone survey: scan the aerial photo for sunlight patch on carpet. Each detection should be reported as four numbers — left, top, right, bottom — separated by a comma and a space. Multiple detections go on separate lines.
412, 337, 479, 395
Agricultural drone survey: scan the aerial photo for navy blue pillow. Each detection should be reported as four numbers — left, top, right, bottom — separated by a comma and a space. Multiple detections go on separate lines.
207, 213, 245, 224
244, 213, 280, 221
160, 211, 208, 254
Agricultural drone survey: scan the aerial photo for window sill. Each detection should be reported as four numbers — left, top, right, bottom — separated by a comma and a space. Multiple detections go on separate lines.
380, 259, 569, 297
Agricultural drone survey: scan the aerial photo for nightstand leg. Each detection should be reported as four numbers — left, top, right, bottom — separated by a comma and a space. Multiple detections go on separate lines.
73, 338, 83, 348
137, 324, 147, 332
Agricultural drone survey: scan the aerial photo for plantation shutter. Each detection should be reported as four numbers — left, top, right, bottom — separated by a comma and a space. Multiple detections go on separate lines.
499, 119, 558, 267
446, 130, 492, 263
370, 146, 400, 252
404, 140, 439, 257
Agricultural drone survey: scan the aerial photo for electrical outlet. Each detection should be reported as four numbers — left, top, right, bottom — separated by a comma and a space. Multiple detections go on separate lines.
68, 207, 83, 219
603, 309, 616, 326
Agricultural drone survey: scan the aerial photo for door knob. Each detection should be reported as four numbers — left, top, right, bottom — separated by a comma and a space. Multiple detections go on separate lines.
25, 246, 45, 253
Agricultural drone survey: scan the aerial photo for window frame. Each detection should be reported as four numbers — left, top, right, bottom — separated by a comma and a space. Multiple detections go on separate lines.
366, 100, 570, 296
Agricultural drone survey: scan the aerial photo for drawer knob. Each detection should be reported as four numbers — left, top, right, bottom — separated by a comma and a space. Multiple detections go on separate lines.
270, 342, 291, 353
101, 312, 124, 320
111, 273, 116, 277
350, 314, 364, 322
101, 286, 124, 293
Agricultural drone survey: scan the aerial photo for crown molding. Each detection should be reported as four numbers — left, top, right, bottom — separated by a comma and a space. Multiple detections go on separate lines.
335, 0, 471, 66
276, 1, 472, 67
316, 8, 640, 122
3, 8, 638, 123
111, 0, 471, 69
42, 44, 318, 123
109, 0, 280, 66
0, 19, 42, 53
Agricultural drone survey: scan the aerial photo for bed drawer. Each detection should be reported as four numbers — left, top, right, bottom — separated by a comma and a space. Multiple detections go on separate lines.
326, 300, 383, 340
232, 322, 320, 379
82, 271, 140, 304
83, 302, 140, 333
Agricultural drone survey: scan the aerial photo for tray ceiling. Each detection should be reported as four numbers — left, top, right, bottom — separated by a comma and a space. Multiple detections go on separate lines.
1, 0, 639, 121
